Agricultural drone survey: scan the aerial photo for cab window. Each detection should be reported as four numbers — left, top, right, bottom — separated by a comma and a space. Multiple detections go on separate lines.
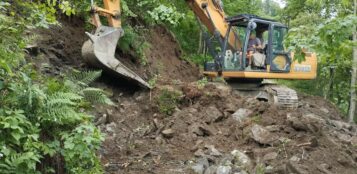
272, 27, 287, 52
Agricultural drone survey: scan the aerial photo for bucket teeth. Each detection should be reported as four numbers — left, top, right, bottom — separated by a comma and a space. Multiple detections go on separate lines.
81, 26, 151, 89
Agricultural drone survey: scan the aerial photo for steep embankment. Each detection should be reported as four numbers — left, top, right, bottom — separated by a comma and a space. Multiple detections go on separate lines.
27, 17, 357, 174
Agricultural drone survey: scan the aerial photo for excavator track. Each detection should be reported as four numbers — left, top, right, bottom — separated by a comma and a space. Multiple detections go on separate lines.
269, 86, 299, 109
229, 80, 299, 109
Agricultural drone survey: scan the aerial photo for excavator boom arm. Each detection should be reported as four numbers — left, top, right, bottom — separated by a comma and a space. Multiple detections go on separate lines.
90, 0, 121, 28
186, 0, 241, 50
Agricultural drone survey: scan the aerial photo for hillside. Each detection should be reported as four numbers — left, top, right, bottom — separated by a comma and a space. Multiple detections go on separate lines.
27, 16, 357, 174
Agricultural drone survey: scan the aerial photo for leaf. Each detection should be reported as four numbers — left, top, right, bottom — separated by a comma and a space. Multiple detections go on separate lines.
64, 141, 74, 149
11, 132, 21, 142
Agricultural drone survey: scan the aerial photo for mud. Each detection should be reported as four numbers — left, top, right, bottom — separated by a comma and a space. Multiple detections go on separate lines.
28, 17, 357, 174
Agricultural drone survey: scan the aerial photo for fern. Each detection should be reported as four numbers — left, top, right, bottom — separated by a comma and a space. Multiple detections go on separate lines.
47, 92, 83, 107
82, 88, 114, 105
67, 70, 102, 85
64, 70, 113, 105
44, 92, 84, 124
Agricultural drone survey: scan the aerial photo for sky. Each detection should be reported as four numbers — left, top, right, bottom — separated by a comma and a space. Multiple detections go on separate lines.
272, 0, 286, 8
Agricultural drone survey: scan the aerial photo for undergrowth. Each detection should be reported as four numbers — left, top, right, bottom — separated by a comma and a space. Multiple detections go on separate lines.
0, 2, 109, 173
156, 88, 183, 116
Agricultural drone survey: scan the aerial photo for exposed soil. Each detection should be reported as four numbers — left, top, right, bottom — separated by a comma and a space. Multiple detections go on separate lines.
28, 17, 357, 174
95, 83, 357, 174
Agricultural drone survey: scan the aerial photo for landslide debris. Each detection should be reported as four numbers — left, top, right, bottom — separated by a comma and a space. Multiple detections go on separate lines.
27, 17, 357, 174
96, 81, 357, 174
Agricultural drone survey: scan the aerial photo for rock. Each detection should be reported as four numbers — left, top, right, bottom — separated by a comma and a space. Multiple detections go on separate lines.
287, 162, 309, 174
155, 136, 164, 144
191, 140, 204, 152
192, 157, 210, 174
213, 83, 232, 97
263, 152, 278, 161
290, 155, 301, 162
204, 165, 218, 174
95, 114, 108, 126
104, 163, 121, 172
265, 125, 283, 132
335, 132, 352, 144
162, 129, 175, 138
351, 136, 357, 146
191, 123, 217, 137
232, 108, 253, 123
105, 122, 117, 134
203, 106, 224, 123
234, 171, 248, 174
337, 153, 355, 167
302, 113, 325, 125
320, 107, 329, 114
191, 164, 205, 174
219, 155, 234, 166
317, 163, 333, 174
224, 102, 237, 114
134, 92, 146, 101
199, 124, 217, 136
231, 150, 252, 170
265, 166, 274, 173
329, 120, 353, 131
191, 124, 204, 136
250, 124, 278, 145
194, 149, 206, 157
216, 165, 232, 174
287, 114, 308, 131
205, 145, 222, 157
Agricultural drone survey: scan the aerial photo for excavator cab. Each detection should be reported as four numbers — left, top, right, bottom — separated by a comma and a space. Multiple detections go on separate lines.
222, 14, 291, 72
203, 14, 317, 80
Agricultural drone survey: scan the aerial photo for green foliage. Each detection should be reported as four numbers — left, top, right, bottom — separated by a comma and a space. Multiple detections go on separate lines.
61, 124, 104, 174
122, 0, 185, 26
0, 69, 106, 173
156, 88, 182, 116
0, 2, 107, 173
197, 77, 209, 89
65, 70, 113, 105
282, 0, 357, 115
148, 75, 159, 88
148, 4, 185, 26
118, 26, 151, 65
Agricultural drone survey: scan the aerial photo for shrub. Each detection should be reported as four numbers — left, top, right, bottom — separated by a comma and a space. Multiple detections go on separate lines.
156, 88, 183, 116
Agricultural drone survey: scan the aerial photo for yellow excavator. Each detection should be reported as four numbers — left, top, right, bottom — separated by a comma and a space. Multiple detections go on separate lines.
82, 0, 317, 108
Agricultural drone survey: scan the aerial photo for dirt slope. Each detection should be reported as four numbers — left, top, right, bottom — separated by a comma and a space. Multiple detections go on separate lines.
30, 16, 198, 83
28, 17, 357, 174
95, 82, 357, 174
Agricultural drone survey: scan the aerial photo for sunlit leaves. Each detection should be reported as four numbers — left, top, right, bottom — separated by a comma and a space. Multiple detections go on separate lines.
148, 4, 185, 26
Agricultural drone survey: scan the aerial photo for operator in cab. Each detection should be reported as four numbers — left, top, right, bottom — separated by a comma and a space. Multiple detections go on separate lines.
247, 32, 262, 69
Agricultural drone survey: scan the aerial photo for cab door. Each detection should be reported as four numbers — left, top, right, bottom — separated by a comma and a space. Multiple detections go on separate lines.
269, 25, 292, 73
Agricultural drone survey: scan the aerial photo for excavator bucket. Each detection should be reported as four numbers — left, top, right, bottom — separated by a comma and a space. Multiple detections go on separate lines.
82, 26, 151, 88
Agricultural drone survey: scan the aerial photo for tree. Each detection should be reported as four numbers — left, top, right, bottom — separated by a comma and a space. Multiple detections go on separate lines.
349, 0, 357, 123
283, 0, 357, 116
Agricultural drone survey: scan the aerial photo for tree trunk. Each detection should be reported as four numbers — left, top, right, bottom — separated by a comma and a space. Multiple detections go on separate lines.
348, 0, 357, 123
325, 66, 335, 100
198, 30, 203, 54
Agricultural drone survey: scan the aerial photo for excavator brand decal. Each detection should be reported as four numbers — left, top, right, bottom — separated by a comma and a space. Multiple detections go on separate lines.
294, 65, 312, 72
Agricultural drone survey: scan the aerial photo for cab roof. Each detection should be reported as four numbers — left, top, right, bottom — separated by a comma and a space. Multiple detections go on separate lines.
226, 14, 286, 27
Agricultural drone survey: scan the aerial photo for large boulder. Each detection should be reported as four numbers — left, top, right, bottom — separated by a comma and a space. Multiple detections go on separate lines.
250, 124, 278, 145
232, 108, 253, 123
203, 106, 224, 123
